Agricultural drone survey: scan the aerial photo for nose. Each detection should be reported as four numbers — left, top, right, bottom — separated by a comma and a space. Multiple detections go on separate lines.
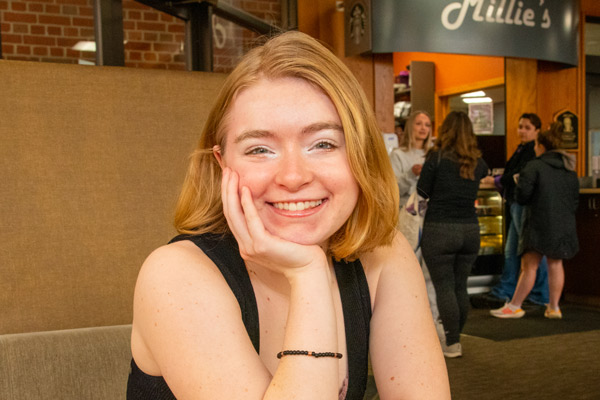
274, 150, 313, 191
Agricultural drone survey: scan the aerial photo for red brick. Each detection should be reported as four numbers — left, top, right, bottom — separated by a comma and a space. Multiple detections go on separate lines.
39, 15, 72, 25
143, 11, 158, 21
24, 35, 56, 46
28, 3, 44, 12
158, 53, 171, 62
2, 33, 23, 43
127, 31, 142, 41
72, 17, 94, 27
0, 1, 7, 10
57, 37, 79, 46
12, 24, 29, 33
123, 21, 135, 29
64, 27, 79, 36
159, 33, 173, 42
3, 12, 37, 23
128, 51, 142, 61
17, 45, 31, 55
79, 27, 94, 36
143, 32, 158, 41
31, 25, 45, 35
62, 5, 78, 15
12, 1, 27, 11
56, 0, 88, 5
127, 10, 142, 20
2, 44, 15, 54
50, 47, 65, 57
137, 21, 165, 31
153, 43, 179, 53
143, 52, 157, 61
33, 46, 48, 56
125, 41, 151, 51
66, 48, 81, 57
160, 13, 175, 23
79, 6, 93, 16
0, 22, 8, 33
167, 24, 184, 33
47, 26, 62, 35
46, 5, 60, 13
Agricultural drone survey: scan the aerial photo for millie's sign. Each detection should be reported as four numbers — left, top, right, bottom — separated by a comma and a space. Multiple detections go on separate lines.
366, 0, 579, 66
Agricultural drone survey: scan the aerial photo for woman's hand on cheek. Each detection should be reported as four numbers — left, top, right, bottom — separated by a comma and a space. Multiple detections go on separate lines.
221, 168, 327, 277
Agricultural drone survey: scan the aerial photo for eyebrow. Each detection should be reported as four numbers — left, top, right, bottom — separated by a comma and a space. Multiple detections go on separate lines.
233, 122, 343, 144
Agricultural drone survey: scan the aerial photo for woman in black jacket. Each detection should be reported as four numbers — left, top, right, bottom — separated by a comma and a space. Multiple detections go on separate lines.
487, 113, 549, 306
491, 124, 579, 319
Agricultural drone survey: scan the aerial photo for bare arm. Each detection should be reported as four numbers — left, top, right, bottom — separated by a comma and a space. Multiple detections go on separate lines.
390, 150, 421, 200
364, 233, 451, 399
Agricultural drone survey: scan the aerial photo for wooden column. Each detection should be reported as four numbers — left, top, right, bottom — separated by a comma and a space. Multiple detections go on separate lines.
504, 58, 537, 159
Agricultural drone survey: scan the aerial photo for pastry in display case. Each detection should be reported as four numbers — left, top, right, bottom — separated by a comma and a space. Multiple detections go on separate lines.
468, 187, 504, 294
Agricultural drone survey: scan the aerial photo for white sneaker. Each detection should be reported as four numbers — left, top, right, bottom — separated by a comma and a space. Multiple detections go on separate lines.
442, 342, 462, 358
490, 303, 525, 319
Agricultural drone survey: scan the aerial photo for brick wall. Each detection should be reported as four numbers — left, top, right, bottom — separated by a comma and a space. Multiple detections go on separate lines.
0, 0, 281, 72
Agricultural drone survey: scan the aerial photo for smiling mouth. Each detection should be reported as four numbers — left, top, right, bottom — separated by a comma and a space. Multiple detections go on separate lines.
271, 199, 324, 211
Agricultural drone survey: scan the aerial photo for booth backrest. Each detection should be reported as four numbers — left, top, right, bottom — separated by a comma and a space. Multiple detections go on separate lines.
0, 60, 225, 334
0, 325, 132, 400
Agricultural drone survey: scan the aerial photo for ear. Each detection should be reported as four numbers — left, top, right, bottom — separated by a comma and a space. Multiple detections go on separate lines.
213, 145, 225, 169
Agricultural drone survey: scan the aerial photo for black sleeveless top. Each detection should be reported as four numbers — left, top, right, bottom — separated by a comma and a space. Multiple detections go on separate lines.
127, 233, 372, 399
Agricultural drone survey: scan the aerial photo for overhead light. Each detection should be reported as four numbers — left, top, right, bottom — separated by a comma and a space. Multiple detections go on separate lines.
461, 91, 486, 98
463, 97, 493, 104
72, 41, 96, 52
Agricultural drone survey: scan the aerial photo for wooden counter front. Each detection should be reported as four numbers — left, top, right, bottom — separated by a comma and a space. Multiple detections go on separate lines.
564, 190, 600, 307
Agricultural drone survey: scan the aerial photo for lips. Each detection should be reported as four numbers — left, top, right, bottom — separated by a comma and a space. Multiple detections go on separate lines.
271, 199, 323, 211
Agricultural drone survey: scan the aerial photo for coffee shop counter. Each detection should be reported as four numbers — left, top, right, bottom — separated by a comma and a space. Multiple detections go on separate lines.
563, 189, 600, 307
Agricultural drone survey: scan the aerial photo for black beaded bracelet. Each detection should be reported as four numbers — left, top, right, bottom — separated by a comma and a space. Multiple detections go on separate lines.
277, 350, 343, 359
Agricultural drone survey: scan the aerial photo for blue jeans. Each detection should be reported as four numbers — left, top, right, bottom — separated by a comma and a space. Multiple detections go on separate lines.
490, 202, 549, 304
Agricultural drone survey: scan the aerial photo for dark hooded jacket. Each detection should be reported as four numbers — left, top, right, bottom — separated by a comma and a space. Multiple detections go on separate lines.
515, 150, 579, 259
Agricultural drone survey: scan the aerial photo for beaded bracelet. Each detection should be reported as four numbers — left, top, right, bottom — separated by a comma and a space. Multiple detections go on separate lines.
277, 350, 343, 359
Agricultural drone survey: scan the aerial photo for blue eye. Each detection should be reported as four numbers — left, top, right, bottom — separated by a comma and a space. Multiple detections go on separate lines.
314, 141, 336, 150
246, 147, 271, 155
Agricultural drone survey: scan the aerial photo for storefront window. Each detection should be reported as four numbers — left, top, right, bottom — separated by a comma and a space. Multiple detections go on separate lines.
0, 0, 281, 72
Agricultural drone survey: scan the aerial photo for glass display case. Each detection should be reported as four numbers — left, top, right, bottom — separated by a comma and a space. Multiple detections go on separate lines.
468, 187, 504, 294
476, 189, 504, 256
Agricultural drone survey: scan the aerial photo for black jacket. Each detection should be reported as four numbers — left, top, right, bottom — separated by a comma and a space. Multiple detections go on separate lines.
516, 151, 579, 259
501, 141, 536, 205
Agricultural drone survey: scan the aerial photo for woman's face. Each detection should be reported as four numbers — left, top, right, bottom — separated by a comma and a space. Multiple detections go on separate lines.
217, 77, 360, 246
411, 113, 432, 145
518, 118, 539, 143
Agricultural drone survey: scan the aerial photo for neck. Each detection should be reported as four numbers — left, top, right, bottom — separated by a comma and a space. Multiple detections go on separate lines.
413, 139, 424, 149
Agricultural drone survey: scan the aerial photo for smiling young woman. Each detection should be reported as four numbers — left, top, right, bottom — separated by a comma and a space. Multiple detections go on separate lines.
127, 31, 450, 400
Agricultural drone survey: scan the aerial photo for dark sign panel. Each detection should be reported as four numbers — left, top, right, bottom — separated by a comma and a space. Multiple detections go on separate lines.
370, 0, 579, 66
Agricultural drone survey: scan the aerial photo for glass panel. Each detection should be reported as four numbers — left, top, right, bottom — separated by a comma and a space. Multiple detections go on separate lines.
0, 0, 281, 71
123, 1, 186, 70
212, 0, 282, 73
0, 0, 96, 65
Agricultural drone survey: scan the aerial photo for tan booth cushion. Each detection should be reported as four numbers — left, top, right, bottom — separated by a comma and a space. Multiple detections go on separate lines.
0, 325, 132, 400
0, 60, 225, 334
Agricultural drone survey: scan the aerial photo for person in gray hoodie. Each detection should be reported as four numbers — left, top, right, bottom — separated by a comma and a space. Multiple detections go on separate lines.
490, 123, 579, 319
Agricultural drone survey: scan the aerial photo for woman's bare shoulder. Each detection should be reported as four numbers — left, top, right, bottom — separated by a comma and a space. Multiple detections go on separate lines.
360, 231, 421, 303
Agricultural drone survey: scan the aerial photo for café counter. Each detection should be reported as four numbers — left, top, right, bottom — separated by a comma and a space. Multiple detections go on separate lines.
563, 188, 600, 307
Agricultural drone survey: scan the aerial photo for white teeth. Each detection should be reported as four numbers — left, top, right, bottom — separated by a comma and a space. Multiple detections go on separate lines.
274, 200, 322, 211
